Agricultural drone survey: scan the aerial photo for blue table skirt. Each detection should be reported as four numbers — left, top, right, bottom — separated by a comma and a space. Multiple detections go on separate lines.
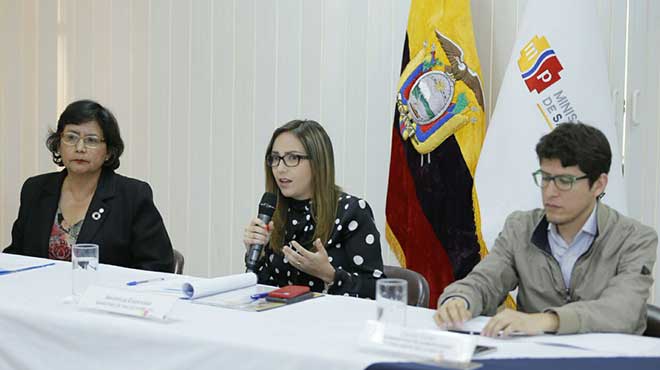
366, 357, 660, 370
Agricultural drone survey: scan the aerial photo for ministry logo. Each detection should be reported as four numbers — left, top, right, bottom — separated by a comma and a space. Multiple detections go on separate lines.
518, 35, 564, 94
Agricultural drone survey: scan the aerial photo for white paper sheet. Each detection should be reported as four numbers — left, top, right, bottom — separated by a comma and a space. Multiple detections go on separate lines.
182, 272, 257, 299
456, 316, 491, 333
125, 276, 200, 297
191, 285, 281, 311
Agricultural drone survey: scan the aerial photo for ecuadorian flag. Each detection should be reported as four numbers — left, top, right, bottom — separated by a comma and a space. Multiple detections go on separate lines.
385, 0, 486, 308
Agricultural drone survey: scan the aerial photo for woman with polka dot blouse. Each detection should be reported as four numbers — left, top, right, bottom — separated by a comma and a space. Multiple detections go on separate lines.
243, 120, 384, 299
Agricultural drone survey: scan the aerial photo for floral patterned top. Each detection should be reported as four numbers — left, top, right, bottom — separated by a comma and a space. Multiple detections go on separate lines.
48, 208, 84, 261
255, 193, 384, 299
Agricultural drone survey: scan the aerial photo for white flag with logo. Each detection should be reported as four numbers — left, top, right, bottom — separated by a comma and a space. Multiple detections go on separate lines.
475, 0, 627, 249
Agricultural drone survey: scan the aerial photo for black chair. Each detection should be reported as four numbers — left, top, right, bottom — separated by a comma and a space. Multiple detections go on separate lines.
172, 249, 185, 275
383, 265, 430, 308
644, 304, 660, 337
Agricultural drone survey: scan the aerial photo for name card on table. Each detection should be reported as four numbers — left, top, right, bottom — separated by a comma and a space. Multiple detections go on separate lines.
360, 320, 478, 365
79, 286, 178, 321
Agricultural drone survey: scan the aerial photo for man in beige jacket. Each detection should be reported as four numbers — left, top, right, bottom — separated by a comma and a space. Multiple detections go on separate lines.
435, 122, 657, 336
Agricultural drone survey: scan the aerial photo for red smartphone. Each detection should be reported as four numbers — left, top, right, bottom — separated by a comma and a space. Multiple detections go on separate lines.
266, 285, 312, 303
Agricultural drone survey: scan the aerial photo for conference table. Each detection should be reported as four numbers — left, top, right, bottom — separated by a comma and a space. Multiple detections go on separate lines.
1, 253, 659, 370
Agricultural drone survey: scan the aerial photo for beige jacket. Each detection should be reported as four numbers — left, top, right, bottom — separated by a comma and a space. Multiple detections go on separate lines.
440, 203, 657, 334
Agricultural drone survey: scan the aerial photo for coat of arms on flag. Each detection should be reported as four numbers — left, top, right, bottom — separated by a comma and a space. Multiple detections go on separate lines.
396, 31, 484, 154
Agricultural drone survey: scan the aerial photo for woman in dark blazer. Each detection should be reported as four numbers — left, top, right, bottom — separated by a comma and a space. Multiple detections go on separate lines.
4, 100, 173, 272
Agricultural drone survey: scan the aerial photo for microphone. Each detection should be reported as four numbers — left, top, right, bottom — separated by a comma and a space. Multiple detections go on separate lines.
245, 192, 277, 272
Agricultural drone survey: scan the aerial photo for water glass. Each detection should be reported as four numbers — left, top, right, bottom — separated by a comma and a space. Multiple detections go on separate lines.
376, 278, 408, 326
72, 243, 99, 300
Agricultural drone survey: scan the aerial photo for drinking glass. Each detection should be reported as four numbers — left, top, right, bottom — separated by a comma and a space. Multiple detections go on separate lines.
376, 278, 408, 326
72, 243, 99, 300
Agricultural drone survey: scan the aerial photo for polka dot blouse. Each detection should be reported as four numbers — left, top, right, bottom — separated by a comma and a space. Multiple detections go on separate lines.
255, 193, 384, 299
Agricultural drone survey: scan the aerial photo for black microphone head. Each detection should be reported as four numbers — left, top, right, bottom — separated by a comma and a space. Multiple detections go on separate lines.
258, 192, 277, 217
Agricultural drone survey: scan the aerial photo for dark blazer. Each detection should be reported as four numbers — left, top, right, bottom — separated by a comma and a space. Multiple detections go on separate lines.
4, 168, 174, 272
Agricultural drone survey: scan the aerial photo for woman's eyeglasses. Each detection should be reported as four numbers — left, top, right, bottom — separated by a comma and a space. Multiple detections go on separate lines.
61, 132, 105, 149
266, 153, 310, 167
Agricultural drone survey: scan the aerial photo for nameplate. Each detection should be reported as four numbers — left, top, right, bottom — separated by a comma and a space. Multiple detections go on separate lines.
360, 320, 477, 365
79, 286, 177, 321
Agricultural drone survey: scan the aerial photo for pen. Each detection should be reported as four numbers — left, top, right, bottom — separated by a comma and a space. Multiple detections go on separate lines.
126, 277, 166, 286
448, 328, 531, 337
447, 329, 479, 335
250, 292, 269, 300
0, 262, 56, 275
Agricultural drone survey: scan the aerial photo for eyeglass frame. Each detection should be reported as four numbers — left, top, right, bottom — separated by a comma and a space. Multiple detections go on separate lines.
266, 153, 310, 167
532, 169, 590, 191
60, 131, 106, 149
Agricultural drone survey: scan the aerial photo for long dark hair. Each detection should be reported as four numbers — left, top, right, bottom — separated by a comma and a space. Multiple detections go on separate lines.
265, 120, 341, 252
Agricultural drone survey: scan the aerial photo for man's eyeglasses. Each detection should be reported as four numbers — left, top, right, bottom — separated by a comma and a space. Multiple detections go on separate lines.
61, 132, 105, 149
266, 153, 310, 167
532, 169, 589, 191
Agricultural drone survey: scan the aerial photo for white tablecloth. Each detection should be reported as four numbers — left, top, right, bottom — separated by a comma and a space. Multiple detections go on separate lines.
1, 253, 659, 370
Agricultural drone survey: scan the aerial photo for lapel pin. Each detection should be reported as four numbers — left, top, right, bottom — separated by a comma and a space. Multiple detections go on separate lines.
92, 211, 102, 221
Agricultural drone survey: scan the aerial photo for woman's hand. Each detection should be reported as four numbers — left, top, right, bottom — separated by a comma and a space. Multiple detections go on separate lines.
243, 218, 274, 250
283, 239, 335, 283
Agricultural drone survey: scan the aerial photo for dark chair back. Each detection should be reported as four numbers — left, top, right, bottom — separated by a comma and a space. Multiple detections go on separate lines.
383, 265, 430, 308
644, 304, 660, 337
173, 249, 185, 275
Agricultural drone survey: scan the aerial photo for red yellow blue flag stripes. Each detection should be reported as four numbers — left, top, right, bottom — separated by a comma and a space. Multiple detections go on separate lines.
385, 0, 486, 308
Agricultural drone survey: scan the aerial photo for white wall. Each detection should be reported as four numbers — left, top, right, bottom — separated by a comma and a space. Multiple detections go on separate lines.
624, 0, 660, 302
0, 0, 411, 277
1, 0, 659, 302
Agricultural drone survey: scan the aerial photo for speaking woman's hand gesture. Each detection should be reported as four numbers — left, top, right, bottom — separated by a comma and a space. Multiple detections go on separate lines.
282, 239, 336, 284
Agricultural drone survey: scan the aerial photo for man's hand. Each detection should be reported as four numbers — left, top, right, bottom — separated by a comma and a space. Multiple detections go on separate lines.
481, 308, 559, 337
434, 297, 472, 329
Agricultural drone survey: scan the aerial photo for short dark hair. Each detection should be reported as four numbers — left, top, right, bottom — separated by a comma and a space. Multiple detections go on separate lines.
46, 100, 124, 170
535, 122, 611, 185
